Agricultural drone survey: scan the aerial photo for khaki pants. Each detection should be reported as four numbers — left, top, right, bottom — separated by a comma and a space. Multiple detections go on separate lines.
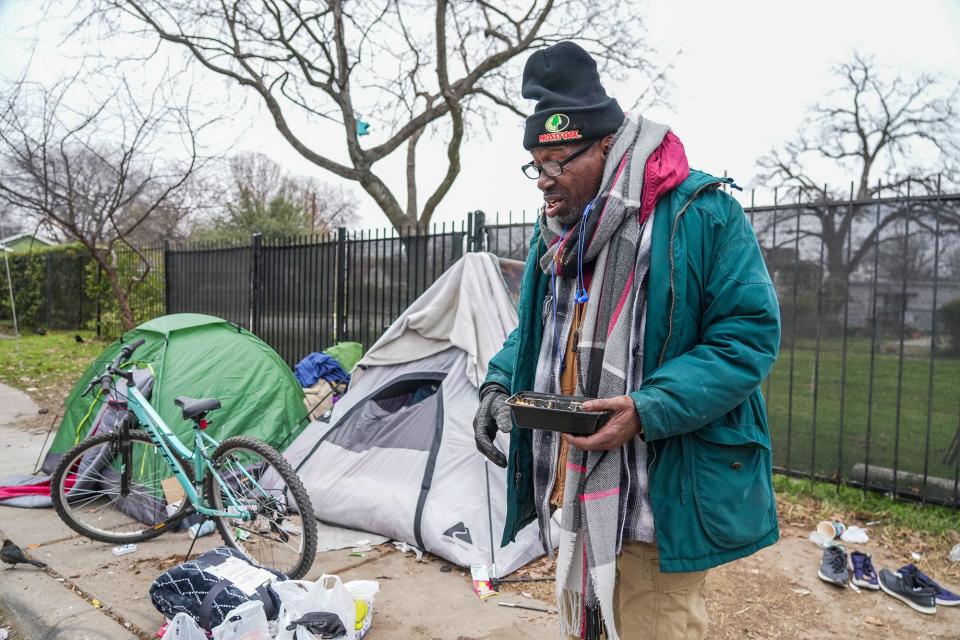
568, 542, 708, 640
615, 542, 708, 639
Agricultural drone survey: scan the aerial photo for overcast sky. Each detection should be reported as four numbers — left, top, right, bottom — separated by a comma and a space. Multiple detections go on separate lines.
2, 0, 959, 229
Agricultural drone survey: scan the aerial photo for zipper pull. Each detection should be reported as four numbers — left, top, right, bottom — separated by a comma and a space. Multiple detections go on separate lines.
721, 176, 743, 191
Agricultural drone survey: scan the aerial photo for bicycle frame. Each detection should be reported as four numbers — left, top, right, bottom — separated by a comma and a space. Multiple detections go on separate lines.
123, 386, 252, 520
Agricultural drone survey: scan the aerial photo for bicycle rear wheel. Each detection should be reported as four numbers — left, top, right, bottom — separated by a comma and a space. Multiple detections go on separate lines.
204, 436, 317, 579
51, 429, 192, 543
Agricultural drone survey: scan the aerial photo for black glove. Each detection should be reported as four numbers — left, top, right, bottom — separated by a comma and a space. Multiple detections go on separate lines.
474, 383, 512, 468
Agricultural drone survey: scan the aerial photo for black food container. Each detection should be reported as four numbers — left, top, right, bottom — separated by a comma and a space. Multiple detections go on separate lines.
506, 391, 611, 435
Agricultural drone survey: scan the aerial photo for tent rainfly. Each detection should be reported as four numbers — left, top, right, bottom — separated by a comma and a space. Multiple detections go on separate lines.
44, 313, 308, 473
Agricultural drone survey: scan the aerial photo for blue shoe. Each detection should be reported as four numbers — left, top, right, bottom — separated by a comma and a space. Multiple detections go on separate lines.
850, 551, 879, 590
879, 569, 936, 614
899, 564, 960, 607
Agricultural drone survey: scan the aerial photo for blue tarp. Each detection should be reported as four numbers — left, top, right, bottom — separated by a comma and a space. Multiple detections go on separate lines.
294, 352, 350, 388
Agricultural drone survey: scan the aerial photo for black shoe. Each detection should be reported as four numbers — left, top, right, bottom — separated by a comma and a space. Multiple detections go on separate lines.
878, 569, 937, 615
817, 545, 849, 587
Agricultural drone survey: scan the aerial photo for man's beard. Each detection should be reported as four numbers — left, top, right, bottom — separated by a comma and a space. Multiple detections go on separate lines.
553, 194, 593, 226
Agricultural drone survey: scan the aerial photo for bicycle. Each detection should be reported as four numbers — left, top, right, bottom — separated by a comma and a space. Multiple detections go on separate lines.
50, 338, 318, 579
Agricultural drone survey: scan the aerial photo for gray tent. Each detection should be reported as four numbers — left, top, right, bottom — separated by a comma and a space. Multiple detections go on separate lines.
284, 253, 550, 575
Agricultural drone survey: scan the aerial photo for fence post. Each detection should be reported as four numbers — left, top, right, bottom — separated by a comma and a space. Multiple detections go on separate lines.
95, 262, 102, 338
76, 255, 84, 330
45, 252, 53, 328
162, 240, 171, 316
336, 227, 348, 340
250, 233, 262, 335
467, 210, 486, 252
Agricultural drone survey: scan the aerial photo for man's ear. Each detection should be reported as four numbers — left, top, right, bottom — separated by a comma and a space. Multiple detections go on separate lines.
601, 133, 615, 158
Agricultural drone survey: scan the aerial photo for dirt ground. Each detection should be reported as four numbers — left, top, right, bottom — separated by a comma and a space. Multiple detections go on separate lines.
499, 524, 960, 640
6, 399, 960, 639
0, 607, 22, 640
498, 525, 960, 640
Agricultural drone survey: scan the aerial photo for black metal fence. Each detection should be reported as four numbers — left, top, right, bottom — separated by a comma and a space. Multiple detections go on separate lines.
7, 183, 960, 507
477, 186, 960, 507
161, 224, 471, 364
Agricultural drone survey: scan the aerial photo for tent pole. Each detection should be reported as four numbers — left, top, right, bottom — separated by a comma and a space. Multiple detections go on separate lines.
484, 459, 497, 582
1, 228, 21, 340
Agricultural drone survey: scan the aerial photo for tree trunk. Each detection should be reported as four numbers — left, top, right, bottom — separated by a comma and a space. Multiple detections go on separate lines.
95, 253, 136, 332
820, 231, 850, 331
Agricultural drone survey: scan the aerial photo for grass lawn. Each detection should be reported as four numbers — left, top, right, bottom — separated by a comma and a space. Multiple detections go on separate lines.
0, 330, 107, 400
764, 337, 960, 502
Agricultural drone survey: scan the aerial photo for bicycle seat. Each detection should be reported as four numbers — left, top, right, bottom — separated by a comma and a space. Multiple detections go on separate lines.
174, 396, 222, 420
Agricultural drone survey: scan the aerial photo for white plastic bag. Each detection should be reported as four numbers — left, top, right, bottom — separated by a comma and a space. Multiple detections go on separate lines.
840, 526, 869, 544
276, 575, 356, 640
273, 579, 314, 609
212, 600, 271, 640
162, 613, 208, 640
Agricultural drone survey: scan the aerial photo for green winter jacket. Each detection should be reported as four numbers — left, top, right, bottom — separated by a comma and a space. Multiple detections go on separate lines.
484, 170, 781, 573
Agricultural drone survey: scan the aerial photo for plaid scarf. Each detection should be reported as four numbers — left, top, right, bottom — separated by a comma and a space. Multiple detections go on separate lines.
533, 114, 668, 640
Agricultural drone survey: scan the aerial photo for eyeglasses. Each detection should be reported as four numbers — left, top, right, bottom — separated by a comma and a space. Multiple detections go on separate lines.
521, 140, 597, 180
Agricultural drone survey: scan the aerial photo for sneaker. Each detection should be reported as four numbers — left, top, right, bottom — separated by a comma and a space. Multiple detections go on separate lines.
817, 545, 849, 587
850, 551, 879, 590
878, 569, 936, 614
898, 564, 960, 607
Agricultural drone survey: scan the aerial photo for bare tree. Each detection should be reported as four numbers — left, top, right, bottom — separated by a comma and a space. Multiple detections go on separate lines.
226, 153, 357, 233
759, 52, 959, 199
294, 179, 358, 235
227, 152, 287, 211
0, 75, 209, 330
83, 0, 664, 232
192, 152, 357, 241
756, 53, 960, 321
878, 229, 935, 281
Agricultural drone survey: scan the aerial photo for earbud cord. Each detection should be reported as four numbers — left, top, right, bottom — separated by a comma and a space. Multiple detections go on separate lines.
576, 201, 593, 304
551, 224, 568, 363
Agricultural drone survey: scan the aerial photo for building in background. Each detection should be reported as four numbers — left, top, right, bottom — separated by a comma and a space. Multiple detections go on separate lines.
0, 233, 55, 253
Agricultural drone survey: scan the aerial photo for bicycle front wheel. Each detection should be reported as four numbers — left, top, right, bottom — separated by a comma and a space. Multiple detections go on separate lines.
204, 436, 317, 579
51, 429, 192, 543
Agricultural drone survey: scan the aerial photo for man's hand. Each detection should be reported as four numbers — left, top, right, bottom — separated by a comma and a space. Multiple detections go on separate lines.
473, 384, 513, 467
562, 395, 642, 451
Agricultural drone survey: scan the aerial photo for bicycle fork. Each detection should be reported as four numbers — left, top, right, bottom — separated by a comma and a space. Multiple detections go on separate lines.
118, 418, 133, 498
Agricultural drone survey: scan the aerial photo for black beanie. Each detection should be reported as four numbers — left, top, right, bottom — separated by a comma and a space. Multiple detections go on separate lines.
521, 41, 624, 150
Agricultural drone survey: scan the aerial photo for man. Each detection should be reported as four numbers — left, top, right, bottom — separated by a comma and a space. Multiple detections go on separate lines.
473, 42, 780, 640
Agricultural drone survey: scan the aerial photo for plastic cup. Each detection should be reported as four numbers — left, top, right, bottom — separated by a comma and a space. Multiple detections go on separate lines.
816, 520, 846, 540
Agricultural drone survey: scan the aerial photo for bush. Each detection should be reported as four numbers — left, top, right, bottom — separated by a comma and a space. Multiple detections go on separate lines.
0, 243, 164, 336
0, 244, 94, 332
940, 298, 960, 354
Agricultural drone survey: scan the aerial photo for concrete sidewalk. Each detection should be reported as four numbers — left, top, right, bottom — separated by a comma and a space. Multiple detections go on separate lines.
0, 381, 37, 427
0, 382, 554, 639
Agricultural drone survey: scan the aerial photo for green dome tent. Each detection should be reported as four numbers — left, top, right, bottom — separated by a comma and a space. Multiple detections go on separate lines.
42, 313, 307, 473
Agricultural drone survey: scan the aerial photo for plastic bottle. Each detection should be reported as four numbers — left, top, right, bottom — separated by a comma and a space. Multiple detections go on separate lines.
188, 519, 216, 539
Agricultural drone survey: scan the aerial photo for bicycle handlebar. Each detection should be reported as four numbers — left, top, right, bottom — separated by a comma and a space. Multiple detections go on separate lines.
83, 338, 146, 397
117, 338, 145, 365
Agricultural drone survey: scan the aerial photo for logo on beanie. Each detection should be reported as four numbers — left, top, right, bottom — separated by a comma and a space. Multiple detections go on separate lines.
544, 113, 570, 133
539, 113, 581, 143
